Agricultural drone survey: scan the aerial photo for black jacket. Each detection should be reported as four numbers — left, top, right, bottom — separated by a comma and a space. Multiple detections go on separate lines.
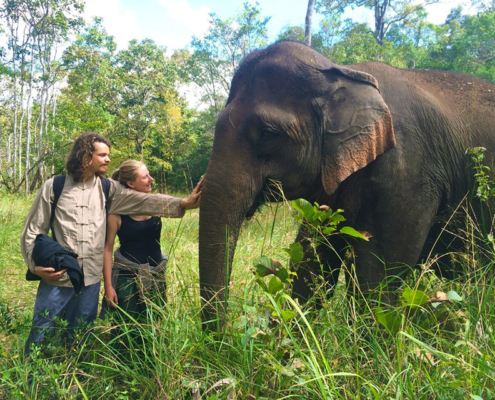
26, 234, 84, 294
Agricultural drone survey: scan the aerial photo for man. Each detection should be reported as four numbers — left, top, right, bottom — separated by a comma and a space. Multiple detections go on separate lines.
21, 132, 202, 355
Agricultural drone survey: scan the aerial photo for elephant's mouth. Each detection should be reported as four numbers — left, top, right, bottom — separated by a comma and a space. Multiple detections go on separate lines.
245, 180, 284, 219
245, 200, 261, 219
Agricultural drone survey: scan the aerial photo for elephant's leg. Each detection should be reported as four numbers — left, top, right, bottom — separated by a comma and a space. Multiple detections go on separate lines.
291, 225, 348, 305
421, 198, 488, 280
345, 188, 442, 307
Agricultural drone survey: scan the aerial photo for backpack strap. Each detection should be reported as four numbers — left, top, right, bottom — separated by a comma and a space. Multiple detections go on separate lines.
50, 175, 66, 242
100, 177, 111, 214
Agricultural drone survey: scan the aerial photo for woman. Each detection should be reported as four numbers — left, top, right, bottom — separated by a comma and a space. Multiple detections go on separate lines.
103, 160, 202, 319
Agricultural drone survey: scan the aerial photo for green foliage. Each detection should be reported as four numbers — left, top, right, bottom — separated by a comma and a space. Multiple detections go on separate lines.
165, 108, 214, 191
469, 146, 495, 202
423, 9, 495, 82
177, 3, 270, 113
278, 25, 305, 42
374, 286, 464, 335
2, 196, 495, 398
292, 198, 369, 241
165, 3, 272, 190
58, 17, 117, 137
317, 0, 436, 46
59, 20, 192, 190
467, 146, 495, 253
3, 1, 495, 195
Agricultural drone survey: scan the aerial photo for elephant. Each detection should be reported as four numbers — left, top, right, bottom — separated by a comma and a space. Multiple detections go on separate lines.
198, 40, 495, 327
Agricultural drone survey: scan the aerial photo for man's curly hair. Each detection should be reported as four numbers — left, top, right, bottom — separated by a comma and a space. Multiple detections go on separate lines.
66, 132, 111, 182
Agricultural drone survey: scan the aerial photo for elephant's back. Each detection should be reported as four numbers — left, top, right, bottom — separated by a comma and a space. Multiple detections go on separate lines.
350, 63, 495, 120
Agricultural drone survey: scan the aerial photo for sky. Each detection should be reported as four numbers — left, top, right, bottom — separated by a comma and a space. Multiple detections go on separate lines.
82, 0, 471, 52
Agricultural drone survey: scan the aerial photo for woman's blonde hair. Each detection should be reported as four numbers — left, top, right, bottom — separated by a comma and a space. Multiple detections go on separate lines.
111, 160, 145, 187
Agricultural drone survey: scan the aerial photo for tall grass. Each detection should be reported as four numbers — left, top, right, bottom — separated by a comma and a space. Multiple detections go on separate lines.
1, 191, 495, 399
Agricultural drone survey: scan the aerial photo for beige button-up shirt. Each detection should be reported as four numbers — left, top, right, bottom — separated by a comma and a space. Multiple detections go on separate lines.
20, 175, 185, 287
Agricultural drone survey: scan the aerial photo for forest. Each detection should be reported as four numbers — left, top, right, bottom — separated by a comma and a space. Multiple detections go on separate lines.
1, 0, 494, 194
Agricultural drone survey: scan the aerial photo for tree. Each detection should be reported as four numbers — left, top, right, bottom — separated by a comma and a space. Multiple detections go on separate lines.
305, 0, 316, 46
0, 0, 84, 192
179, 3, 270, 114
168, 3, 271, 190
107, 39, 186, 163
59, 17, 117, 136
61, 25, 191, 191
317, 0, 439, 46
472, 0, 495, 12
331, 22, 386, 63
278, 25, 305, 42
424, 8, 495, 82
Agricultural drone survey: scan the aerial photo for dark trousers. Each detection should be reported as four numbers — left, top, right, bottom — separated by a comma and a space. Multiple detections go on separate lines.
25, 280, 101, 356
100, 271, 166, 321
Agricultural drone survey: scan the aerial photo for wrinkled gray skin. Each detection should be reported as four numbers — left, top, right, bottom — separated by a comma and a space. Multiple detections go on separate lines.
199, 41, 495, 327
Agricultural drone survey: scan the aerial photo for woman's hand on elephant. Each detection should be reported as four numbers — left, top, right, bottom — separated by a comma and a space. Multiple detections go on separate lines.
104, 286, 119, 308
181, 177, 204, 210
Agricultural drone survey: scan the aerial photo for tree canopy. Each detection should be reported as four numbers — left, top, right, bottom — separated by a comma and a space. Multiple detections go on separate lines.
0, 0, 494, 193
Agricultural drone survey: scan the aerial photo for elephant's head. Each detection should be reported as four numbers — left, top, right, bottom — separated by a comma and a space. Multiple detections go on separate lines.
199, 41, 395, 328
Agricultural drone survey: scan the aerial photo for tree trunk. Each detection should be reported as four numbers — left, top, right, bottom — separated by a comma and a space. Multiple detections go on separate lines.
25, 43, 35, 194
17, 24, 30, 189
374, 0, 388, 46
7, 131, 12, 177
10, 22, 19, 185
305, 0, 316, 47
37, 87, 45, 181
29, 167, 42, 193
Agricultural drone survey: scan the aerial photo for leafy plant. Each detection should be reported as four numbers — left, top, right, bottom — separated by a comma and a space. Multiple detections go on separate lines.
374, 286, 464, 335
292, 198, 368, 241
252, 198, 368, 329
469, 147, 495, 202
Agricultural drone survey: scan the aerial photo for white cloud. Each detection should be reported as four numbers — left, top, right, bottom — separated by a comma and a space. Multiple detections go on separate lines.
157, 0, 211, 40
83, 0, 142, 49
425, 0, 475, 25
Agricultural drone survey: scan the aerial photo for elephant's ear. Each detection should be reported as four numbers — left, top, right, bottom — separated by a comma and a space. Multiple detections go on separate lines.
320, 66, 395, 195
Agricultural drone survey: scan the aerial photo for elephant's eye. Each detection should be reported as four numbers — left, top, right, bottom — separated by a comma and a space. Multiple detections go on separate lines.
260, 128, 275, 137
257, 128, 283, 155
259, 127, 281, 139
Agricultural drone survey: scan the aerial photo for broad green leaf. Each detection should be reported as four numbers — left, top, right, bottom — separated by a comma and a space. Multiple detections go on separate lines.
401, 287, 429, 307
292, 199, 315, 222
268, 276, 283, 294
322, 227, 336, 235
470, 395, 484, 400
276, 267, 290, 283
374, 307, 401, 335
447, 291, 463, 302
279, 309, 296, 321
330, 213, 346, 223
287, 242, 304, 263
340, 226, 369, 241
253, 256, 273, 276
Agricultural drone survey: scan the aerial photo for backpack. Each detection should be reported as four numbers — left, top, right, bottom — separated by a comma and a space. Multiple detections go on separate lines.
26, 175, 111, 281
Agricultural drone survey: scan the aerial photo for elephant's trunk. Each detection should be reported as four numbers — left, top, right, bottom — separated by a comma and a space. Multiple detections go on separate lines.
199, 149, 261, 330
